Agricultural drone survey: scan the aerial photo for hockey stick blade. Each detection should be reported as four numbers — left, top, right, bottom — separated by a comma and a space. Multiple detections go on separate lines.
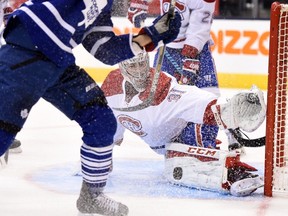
230, 129, 266, 147
235, 135, 265, 147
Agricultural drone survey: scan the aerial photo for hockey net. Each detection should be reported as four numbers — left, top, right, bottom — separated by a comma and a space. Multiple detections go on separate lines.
265, 1, 288, 197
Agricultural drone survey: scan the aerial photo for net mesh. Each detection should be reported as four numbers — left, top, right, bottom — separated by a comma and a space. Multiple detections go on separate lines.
273, 4, 288, 194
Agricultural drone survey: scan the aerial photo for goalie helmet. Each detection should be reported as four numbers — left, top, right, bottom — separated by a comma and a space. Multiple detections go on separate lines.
119, 52, 149, 92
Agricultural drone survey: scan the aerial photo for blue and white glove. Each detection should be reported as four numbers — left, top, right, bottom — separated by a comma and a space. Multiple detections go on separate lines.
180, 45, 200, 85
139, 11, 181, 52
128, 0, 148, 28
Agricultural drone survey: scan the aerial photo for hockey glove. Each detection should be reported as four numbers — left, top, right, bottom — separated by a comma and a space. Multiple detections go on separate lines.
211, 85, 266, 132
139, 11, 181, 52
128, 0, 148, 28
180, 45, 200, 85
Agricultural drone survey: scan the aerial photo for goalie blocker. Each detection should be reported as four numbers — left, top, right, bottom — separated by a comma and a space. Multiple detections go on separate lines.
164, 143, 264, 196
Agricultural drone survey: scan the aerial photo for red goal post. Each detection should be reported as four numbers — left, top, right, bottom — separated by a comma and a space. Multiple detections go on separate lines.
265, 1, 288, 197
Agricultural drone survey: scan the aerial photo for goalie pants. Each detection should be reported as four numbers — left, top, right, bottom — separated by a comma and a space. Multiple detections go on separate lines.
153, 43, 219, 148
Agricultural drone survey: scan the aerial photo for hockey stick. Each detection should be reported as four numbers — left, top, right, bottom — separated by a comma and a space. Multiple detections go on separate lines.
229, 128, 266, 147
113, 0, 176, 112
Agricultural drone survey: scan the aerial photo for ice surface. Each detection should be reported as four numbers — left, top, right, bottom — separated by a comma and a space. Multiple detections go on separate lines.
0, 89, 287, 216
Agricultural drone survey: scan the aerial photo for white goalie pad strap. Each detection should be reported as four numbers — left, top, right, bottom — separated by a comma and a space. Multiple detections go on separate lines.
211, 85, 266, 132
164, 143, 238, 193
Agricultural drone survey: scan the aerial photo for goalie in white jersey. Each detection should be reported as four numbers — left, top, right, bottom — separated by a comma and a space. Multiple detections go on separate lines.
101, 52, 266, 196
127, 0, 246, 154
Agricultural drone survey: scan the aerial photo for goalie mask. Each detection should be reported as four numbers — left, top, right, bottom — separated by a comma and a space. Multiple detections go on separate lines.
119, 52, 150, 92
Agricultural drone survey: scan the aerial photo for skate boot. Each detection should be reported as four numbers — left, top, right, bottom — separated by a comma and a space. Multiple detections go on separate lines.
228, 167, 264, 196
77, 181, 129, 216
9, 139, 22, 153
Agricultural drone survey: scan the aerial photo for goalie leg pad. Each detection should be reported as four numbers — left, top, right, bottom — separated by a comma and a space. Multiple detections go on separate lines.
165, 156, 230, 194
164, 143, 262, 196
165, 143, 238, 194
211, 85, 266, 132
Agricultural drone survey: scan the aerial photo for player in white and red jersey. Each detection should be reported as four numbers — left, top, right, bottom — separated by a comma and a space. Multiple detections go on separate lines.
127, 0, 244, 154
101, 52, 266, 196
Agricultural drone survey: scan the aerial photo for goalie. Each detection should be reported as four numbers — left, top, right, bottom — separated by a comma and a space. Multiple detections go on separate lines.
101, 52, 266, 196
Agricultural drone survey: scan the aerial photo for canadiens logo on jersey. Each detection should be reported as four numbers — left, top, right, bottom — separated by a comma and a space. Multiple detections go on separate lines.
117, 114, 147, 137
167, 88, 185, 102
81, 0, 107, 28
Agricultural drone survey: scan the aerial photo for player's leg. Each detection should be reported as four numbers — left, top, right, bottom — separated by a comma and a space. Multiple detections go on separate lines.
43, 65, 128, 216
153, 46, 183, 80
0, 40, 64, 167
0, 130, 15, 167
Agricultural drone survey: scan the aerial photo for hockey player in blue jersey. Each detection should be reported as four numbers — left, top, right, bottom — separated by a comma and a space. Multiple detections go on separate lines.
0, 1, 181, 215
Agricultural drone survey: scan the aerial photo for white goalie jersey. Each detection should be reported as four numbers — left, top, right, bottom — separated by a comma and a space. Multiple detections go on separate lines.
101, 68, 218, 154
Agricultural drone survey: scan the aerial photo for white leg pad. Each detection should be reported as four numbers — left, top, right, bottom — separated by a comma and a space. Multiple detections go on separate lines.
164, 143, 239, 194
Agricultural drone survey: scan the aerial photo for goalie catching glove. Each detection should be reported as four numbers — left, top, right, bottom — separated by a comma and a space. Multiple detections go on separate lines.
138, 11, 181, 52
164, 143, 264, 196
211, 85, 266, 132
128, 0, 148, 28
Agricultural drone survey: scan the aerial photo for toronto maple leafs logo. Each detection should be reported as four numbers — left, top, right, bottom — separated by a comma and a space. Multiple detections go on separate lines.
81, 0, 107, 28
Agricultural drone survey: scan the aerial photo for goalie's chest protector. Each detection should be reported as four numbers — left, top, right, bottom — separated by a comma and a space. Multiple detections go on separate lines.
6, 0, 112, 67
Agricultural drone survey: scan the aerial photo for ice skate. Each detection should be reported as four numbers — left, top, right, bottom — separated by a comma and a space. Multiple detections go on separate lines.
77, 181, 129, 216
9, 139, 22, 153
228, 167, 264, 196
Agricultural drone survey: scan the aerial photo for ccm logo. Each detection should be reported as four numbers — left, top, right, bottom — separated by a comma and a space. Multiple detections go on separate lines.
187, 146, 217, 157
211, 30, 269, 56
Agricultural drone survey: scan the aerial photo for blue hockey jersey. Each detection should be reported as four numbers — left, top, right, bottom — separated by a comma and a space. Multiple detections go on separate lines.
5, 0, 135, 67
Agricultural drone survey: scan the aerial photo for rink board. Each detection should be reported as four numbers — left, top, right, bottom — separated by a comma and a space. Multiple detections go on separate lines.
85, 67, 268, 90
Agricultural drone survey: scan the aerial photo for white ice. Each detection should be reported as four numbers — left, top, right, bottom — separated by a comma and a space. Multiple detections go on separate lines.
0, 89, 287, 216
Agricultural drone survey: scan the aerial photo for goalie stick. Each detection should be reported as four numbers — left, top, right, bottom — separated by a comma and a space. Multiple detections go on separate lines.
113, 0, 176, 112
230, 128, 265, 147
